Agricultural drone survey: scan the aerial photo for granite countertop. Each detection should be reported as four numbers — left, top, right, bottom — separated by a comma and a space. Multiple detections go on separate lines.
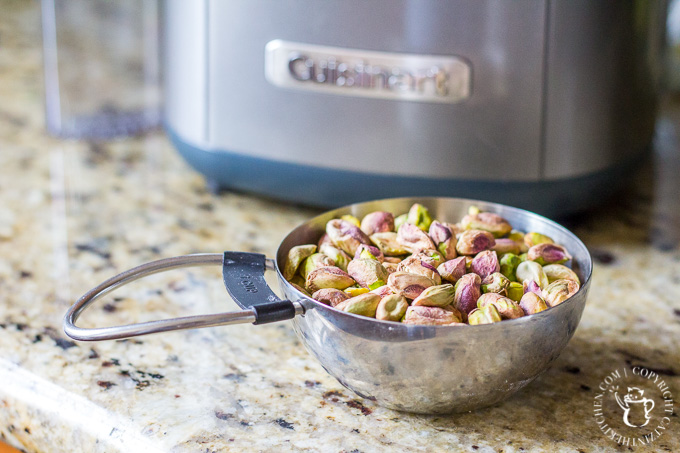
1, 2, 679, 452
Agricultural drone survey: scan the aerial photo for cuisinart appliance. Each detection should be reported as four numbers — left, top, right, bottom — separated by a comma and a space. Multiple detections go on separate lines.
164, 0, 667, 216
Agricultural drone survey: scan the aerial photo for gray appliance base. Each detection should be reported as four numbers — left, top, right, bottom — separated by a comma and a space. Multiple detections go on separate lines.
169, 127, 646, 218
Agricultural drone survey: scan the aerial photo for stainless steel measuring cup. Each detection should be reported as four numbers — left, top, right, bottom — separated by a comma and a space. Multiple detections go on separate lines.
64, 197, 592, 414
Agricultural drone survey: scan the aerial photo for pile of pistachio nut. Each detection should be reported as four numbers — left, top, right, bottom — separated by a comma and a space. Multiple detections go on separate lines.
283, 203, 580, 326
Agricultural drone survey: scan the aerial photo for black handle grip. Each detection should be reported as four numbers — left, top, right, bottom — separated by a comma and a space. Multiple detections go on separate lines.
222, 252, 296, 324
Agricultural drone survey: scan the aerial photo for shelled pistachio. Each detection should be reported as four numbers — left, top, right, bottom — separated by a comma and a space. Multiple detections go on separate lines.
519, 292, 548, 315
460, 212, 512, 237
319, 243, 351, 272
516, 261, 550, 289
543, 264, 580, 284
369, 232, 408, 256
347, 258, 389, 290
468, 305, 502, 325
411, 284, 455, 307
397, 253, 442, 285
335, 293, 381, 317
407, 203, 433, 231
387, 271, 436, 299
527, 243, 572, 265
394, 213, 408, 231
397, 223, 436, 254
481, 272, 510, 295
524, 232, 554, 248
493, 238, 521, 256
499, 253, 521, 282
403, 305, 463, 325
312, 288, 350, 307
429, 220, 458, 260
506, 281, 524, 302
376, 294, 409, 322
306, 266, 355, 292
341, 214, 361, 227
284, 202, 579, 326
456, 229, 495, 255
326, 219, 371, 256
300, 253, 335, 280
284, 244, 317, 280
437, 257, 467, 283
453, 273, 482, 319
345, 286, 370, 297
542, 279, 580, 307
355, 244, 385, 262
477, 293, 524, 319
470, 250, 500, 280
360, 211, 394, 236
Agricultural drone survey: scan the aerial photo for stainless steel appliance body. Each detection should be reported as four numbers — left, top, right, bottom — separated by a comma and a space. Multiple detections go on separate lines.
164, 0, 666, 215
163, 0, 667, 215
65, 197, 592, 414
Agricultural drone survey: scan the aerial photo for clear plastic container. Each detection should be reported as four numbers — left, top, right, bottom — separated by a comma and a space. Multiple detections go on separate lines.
668, 0, 680, 92
41, 0, 161, 139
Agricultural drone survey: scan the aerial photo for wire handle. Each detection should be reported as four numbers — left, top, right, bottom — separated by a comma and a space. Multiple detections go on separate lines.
63, 253, 303, 341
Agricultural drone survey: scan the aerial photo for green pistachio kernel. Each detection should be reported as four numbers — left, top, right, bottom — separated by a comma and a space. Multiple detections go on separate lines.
524, 232, 554, 248
369, 280, 386, 291
506, 281, 523, 302
499, 253, 521, 282
344, 286, 369, 297
284, 244, 317, 281
394, 214, 408, 231
407, 203, 432, 231
508, 230, 525, 243
341, 214, 361, 227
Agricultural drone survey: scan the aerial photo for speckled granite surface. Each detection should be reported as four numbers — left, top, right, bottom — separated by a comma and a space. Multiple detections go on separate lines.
1, 2, 679, 452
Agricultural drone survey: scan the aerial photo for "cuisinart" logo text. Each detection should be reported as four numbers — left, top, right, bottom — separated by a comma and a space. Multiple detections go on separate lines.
265, 40, 471, 104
